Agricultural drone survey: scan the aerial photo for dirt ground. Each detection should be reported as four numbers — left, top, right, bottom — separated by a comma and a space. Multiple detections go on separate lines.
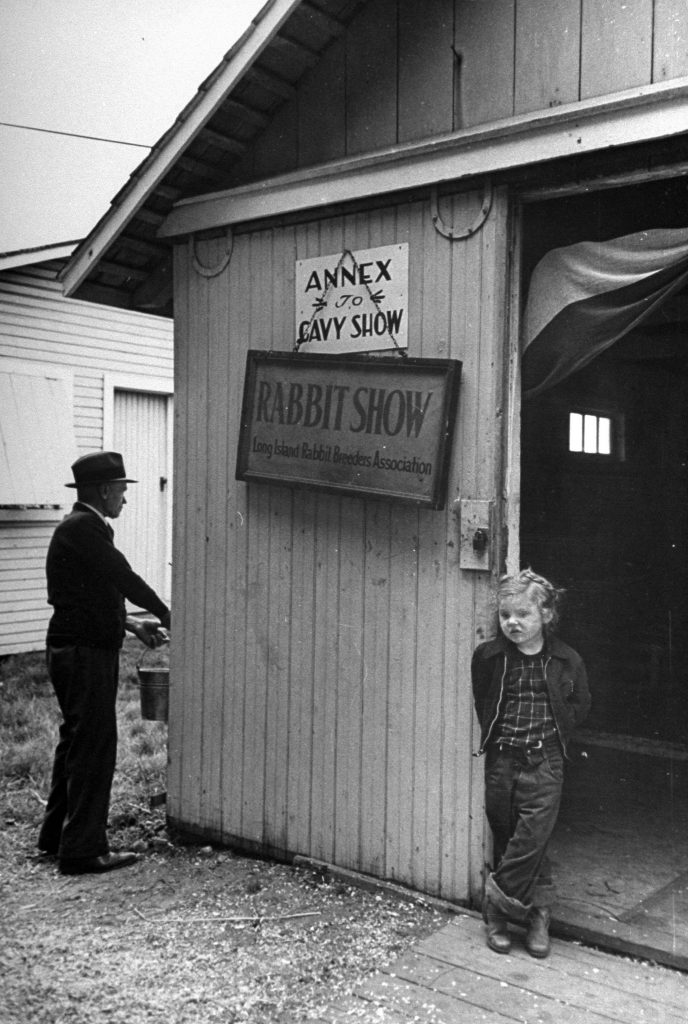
0, 812, 449, 1024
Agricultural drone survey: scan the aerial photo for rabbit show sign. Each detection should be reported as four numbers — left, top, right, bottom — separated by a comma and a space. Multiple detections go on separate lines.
236, 351, 461, 509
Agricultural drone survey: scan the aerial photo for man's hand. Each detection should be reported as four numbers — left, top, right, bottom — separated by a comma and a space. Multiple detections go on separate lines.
126, 617, 168, 648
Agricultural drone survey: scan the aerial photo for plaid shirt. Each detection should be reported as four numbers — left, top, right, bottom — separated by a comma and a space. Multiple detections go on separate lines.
495, 648, 557, 748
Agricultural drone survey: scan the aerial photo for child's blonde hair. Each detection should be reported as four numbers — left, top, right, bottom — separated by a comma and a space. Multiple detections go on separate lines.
496, 568, 564, 633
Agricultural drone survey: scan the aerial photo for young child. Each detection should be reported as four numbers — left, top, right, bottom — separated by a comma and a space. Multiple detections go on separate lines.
471, 569, 590, 958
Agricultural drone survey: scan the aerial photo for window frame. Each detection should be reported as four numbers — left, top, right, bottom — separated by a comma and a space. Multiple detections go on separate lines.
567, 406, 625, 461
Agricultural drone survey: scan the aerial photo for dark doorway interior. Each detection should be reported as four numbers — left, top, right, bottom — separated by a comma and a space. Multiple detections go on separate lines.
520, 179, 688, 966
521, 339, 688, 743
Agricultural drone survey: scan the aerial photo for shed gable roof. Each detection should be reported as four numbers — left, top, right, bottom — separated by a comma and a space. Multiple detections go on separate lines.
61, 0, 364, 316
61, 0, 688, 316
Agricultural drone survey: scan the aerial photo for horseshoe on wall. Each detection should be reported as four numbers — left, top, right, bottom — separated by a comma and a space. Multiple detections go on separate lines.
189, 228, 234, 277
431, 181, 493, 241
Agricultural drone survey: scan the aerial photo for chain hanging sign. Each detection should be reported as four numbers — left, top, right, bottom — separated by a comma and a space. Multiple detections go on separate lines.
236, 351, 461, 509
295, 244, 409, 354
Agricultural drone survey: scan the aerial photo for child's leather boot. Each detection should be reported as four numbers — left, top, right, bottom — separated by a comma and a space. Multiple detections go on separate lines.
525, 907, 551, 958
484, 898, 511, 954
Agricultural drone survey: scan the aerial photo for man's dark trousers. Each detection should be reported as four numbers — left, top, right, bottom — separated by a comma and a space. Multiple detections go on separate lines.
39, 644, 119, 860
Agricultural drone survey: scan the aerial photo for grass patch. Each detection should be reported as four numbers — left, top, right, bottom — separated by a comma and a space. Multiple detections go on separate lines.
0, 638, 169, 854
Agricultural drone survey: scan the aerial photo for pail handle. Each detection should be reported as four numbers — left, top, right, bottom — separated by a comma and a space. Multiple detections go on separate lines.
136, 630, 170, 669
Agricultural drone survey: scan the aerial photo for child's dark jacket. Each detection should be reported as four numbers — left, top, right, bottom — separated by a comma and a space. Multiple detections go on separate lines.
471, 635, 591, 756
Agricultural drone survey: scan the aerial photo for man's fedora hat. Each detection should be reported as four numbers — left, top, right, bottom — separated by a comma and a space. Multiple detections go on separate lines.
66, 451, 137, 488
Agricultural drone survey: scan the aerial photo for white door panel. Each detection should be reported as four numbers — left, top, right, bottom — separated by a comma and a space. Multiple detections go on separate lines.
113, 389, 172, 605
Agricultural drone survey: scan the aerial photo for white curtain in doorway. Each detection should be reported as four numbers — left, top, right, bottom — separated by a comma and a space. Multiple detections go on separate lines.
522, 227, 688, 397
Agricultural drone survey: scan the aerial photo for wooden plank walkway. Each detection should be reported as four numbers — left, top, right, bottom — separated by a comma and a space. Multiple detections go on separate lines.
319, 911, 688, 1022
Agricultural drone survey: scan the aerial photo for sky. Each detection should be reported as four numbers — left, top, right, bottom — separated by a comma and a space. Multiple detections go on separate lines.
0, 0, 267, 255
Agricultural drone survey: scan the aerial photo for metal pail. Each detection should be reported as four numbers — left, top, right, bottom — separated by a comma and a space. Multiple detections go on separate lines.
137, 668, 169, 721
136, 646, 170, 722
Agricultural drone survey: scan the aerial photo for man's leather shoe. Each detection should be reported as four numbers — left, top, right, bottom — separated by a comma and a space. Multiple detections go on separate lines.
59, 851, 138, 875
484, 897, 511, 954
525, 907, 551, 958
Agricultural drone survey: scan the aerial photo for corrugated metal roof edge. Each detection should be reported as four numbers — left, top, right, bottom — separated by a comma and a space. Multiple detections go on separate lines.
59, 0, 300, 296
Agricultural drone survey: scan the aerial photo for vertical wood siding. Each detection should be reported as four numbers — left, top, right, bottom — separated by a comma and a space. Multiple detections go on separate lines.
169, 186, 509, 901
654, 0, 688, 80
0, 261, 172, 654
514, 0, 581, 114
346, 0, 399, 156
580, 0, 654, 100
455, 0, 515, 127
398, 0, 455, 142
237, 0, 688, 182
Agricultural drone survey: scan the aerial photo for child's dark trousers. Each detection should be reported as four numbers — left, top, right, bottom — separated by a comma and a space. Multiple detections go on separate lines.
485, 736, 563, 917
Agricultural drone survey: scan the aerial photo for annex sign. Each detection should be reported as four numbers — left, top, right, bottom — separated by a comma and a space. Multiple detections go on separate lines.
295, 243, 409, 354
236, 351, 461, 509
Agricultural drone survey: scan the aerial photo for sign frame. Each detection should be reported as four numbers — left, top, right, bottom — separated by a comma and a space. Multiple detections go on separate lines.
236, 351, 462, 509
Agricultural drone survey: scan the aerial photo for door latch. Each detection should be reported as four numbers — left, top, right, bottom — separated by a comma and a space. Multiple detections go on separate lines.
472, 528, 488, 554
456, 499, 492, 570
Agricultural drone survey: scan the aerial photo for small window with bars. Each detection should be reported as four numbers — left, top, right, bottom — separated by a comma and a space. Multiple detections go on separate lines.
568, 411, 622, 457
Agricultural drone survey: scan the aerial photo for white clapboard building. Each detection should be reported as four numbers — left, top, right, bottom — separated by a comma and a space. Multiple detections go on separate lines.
0, 242, 173, 655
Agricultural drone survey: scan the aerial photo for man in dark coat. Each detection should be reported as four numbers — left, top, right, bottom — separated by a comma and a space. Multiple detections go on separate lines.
38, 451, 171, 875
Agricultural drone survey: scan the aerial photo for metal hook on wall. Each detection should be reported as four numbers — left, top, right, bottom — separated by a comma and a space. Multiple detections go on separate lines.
189, 228, 234, 277
431, 180, 493, 241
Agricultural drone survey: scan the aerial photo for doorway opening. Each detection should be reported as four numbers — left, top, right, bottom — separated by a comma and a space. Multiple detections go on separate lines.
520, 176, 688, 967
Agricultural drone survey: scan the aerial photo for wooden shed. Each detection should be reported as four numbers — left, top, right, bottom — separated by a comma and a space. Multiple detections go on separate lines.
62, 0, 688, 965
0, 242, 173, 655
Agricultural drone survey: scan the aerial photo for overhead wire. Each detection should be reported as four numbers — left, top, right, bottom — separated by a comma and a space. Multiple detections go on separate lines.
0, 120, 151, 149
